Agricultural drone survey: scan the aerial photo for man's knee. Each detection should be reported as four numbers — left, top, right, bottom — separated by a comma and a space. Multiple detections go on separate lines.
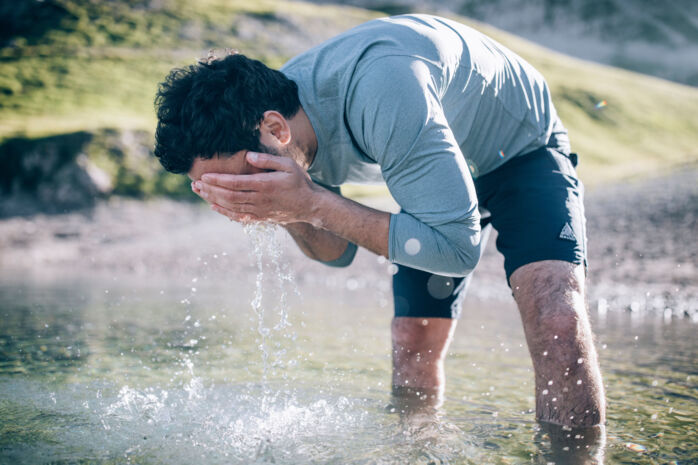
511, 261, 585, 317
510, 260, 591, 348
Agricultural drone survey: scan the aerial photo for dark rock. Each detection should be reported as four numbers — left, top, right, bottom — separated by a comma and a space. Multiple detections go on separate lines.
0, 128, 191, 218
0, 132, 101, 217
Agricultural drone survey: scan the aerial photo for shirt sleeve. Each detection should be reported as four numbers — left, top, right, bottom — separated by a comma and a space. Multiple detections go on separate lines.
345, 56, 481, 277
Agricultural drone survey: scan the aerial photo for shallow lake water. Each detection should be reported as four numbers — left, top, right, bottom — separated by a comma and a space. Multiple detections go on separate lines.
0, 240, 695, 464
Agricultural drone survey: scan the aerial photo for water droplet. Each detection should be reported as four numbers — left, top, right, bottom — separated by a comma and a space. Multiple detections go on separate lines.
548, 380, 553, 385
426, 275, 455, 299
542, 351, 548, 356
577, 379, 582, 385
542, 389, 549, 395
388, 264, 399, 275
597, 298, 608, 314
577, 358, 584, 364
467, 160, 480, 177
404, 238, 421, 255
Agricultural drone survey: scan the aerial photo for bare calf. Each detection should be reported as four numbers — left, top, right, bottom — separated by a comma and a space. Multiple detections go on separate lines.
391, 317, 457, 407
510, 260, 605, 426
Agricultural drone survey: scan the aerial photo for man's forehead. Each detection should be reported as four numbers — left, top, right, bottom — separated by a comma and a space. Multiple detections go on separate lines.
187, 152, 245, 180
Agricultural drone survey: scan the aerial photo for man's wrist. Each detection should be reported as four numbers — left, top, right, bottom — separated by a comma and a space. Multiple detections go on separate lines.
301, 185, 333, 228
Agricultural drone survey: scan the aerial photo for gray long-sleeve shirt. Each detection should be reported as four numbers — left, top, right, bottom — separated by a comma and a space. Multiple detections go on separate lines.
281, 14, 569, 276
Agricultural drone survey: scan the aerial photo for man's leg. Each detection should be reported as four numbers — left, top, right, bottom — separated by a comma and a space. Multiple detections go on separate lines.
510, 259, 605, 427
391, 316, 457, 406
390, 261, 476, 409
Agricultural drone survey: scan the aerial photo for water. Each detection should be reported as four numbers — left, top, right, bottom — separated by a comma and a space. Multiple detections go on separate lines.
0, 261, 696, 464
244, 223, 295, 383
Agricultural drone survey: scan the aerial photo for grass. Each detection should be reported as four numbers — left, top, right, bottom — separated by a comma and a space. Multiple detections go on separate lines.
1, 0, 696, 198
476, 21, 698, 184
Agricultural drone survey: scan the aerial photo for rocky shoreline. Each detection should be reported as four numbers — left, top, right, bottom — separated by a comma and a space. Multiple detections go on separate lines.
0, 166, 696, 319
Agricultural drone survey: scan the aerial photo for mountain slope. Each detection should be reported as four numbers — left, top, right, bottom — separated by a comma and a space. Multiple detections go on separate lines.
314, 0, 698, 86
1, 0, 696, 191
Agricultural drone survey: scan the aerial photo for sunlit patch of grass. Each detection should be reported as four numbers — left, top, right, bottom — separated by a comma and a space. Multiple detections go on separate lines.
453, 18, 698, 186
0, 0, 375, 144
1, 0, 696, 198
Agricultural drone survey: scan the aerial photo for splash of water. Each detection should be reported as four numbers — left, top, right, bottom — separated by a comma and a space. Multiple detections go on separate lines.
87, 381, 373, 464
243, 222, 298, 384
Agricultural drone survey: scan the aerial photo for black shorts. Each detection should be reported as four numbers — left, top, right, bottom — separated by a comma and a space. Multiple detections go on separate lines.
393, 145, 587, 319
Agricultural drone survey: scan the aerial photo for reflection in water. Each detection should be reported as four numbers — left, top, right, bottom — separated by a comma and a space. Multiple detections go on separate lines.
0, 286, 88, 378
0, 273, 696, 464
535, 421, 607, 465
390, 385, 608, 464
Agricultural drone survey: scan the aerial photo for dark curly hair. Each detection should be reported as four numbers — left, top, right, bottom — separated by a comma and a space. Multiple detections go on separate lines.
153, 53, 301, 174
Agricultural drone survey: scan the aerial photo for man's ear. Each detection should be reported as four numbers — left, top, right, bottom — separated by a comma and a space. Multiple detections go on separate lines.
259, 110, 292, 146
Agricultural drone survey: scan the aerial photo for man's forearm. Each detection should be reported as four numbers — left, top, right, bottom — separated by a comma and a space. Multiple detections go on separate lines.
302, 187, 390, 258
284, 222, 351, 262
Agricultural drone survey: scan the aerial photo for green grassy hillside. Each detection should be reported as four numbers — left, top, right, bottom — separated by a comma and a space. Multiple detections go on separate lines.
0, 0, 377, 138
466, 18, 698, 183
1, 0, 696, 192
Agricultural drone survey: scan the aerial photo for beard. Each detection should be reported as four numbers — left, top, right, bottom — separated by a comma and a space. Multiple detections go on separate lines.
257, 142, 308, 170
257, 143, 282, 158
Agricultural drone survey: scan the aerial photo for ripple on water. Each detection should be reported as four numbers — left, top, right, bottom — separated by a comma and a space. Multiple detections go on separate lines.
0, 378, 481, 465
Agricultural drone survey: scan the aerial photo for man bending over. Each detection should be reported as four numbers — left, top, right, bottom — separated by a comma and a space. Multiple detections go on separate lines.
153, 14, 605, 431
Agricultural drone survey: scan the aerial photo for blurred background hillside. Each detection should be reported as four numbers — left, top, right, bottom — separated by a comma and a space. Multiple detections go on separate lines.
1, 0, 697, 216
314, 0, 698, 86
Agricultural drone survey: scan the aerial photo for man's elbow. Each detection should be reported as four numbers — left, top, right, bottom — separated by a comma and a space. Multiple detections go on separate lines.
445, 235, 482, 277
317, 242, 358, 268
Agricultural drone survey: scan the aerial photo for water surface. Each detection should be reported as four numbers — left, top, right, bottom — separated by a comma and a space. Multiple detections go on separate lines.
0, 267, 695, 464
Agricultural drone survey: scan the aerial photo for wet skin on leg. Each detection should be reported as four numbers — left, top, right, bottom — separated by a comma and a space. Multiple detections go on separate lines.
509, 260, 606, 427
390, 317, 457, 410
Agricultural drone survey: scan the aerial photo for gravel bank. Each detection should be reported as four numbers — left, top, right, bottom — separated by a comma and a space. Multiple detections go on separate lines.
0, 167, 695, 318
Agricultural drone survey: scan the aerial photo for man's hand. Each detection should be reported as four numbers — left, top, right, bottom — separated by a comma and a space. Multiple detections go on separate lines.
193, 150, 390, 258
193, 152, 320, 225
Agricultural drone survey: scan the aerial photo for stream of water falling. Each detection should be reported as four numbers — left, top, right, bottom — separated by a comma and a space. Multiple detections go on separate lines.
243, 222, 297, 386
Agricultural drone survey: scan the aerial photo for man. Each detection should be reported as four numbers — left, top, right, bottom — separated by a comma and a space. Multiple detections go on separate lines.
154, 14, 605, 430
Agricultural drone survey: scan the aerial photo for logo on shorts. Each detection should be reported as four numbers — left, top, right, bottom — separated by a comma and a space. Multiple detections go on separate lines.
559, 222, 577, 242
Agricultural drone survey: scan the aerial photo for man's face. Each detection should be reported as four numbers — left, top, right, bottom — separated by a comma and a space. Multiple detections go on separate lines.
187, 150, 266, 181
188, 142, 300, 182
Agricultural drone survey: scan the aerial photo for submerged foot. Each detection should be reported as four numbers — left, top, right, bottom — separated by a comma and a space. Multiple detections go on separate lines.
535, 421, 607, 465
386, 385, 442, 416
